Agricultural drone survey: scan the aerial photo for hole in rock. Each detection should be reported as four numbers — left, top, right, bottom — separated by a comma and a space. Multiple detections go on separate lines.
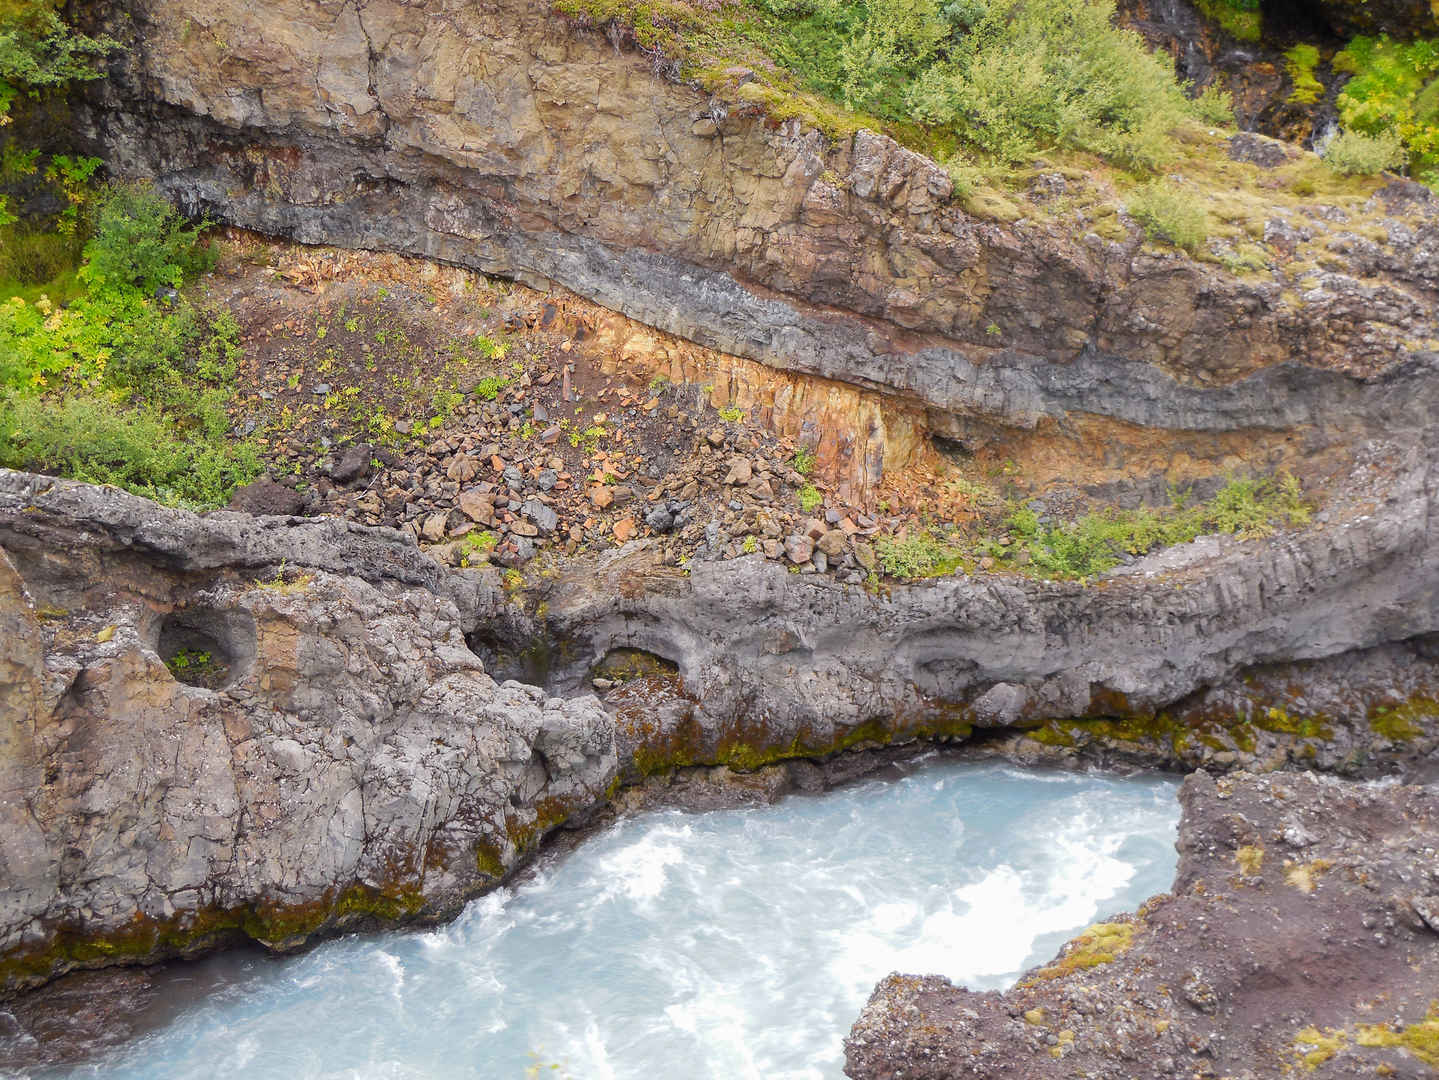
590, 646, 680, 685
929, 432, 975, 464
156, 607, 255, 690
466, 629, 555, 686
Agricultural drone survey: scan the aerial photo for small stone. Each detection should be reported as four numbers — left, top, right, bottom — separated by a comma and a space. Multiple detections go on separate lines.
706, 429, 726, 448
853, 542, 877, 572
979, 555, 995, 571
646, 507, 676, 533
312, 383, 331, 396
589, 486, 614, 509
421, 512, 449, 543
817, 529, 847, 557
763, 539, 783, 559
724, 457, 753, 485
812, 551, 828, 574
539, 425, 561, 444
613, 517, 637, 542
536, 469, 558, 492
784, 534, 814, 564
458, 489, 497, 524
509, 519, 540, 538
522, 499, 559, 533
804, 518, 827, 541
446, 455, 480, 483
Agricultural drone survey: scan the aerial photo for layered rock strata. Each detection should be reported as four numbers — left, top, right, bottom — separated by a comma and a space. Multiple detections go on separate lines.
4, 436, 1437, 993
76, 0, 1439, 488
845, 769, 1439, 1079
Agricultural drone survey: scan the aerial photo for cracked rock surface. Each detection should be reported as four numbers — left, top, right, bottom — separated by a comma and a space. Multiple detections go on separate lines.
0, 471, 615, 993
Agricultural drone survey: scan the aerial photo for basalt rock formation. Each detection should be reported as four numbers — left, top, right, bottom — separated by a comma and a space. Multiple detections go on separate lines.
74, 0, 1439, 494
0, 470, 615, 993
845, 769, 1439, 1079
3, 438, 1437, 995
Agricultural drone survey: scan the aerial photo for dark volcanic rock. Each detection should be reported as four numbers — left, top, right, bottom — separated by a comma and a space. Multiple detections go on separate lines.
845, 770, 1439, 1079
226, 476, 306, 517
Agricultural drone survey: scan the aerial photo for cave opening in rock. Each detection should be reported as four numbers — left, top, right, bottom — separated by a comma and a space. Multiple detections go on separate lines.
590, 646, 681, 686
1259, 0, 1340, 45
466, 629, 554, 686
155, 607, 256, 690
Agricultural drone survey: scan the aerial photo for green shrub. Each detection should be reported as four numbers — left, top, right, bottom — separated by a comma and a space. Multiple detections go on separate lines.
1126, 181, 1209, 251
1333, 35, 1439, 186
81, 184, 214, 294
1322, 128, 1407, 176
903, 0, 1202, 169
798, 482, 822, 512
876, 528, 952, 578
0, 184, 260, 508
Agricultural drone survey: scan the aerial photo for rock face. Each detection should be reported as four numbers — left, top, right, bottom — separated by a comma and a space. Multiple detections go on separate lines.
0, 471, 615, 993
527, 438, 1439, 774
77, 0, 1439, 479
845, 769, 1439, 1078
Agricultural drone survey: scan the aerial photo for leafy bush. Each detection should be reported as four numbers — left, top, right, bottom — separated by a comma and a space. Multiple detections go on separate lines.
876, 528, 952, 578
81, 184, 214, 294
1333, 35, 1439, 186
1126, 181, 1209, 251
902, 0, 1204, 169
0, 184, 260, 507
798, 482, 822, 512
1321, 129, 1407, 176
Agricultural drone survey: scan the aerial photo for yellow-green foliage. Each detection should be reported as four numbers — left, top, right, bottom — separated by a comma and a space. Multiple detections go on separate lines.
1235, 844, 1264, 876
1284, 44, 1323, 105
1126, 180, 1210, 251
1333, 35, 1439, 186
1295, 1026, 1347, 1070
1323, 128, 1408, 176
0, 185, 261, 508
1191, 0, 1259, 41
565, 0, 1226, 176
1025, 920, 1136, 983
1355, 1004, 1439, 1067
1294, 1005, 1439, 1071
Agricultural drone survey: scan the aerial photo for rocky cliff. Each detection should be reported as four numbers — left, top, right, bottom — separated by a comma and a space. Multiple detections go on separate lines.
845, 769, 1439, 1078
0, 470, 615, 992
4, 443, 1436, 994
75, 0, 1439, 493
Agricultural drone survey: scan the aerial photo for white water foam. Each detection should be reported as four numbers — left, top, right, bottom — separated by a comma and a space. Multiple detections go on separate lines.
23, 761, 1179, 1080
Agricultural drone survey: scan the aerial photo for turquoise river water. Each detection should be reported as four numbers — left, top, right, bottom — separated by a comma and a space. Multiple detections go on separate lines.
27, 759, 1180, 1080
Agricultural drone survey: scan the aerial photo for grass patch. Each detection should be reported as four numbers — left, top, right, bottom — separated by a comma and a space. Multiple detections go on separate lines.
877, 471, 1309, 582
1024, 920, 1136, 983
1126, 180, 1209, 251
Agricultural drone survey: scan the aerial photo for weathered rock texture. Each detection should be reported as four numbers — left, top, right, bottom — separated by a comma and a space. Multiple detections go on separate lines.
526, 437, 1439, 777
76, 0, 1439, 491
845, 769, 1439, 1078
0, 470, 615, 993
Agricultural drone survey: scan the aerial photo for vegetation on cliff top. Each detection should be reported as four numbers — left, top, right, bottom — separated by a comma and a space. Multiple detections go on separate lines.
560, 0, 1230, 172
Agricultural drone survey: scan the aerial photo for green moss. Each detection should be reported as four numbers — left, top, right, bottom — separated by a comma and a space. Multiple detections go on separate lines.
1356, 1003, 1439, 1066
1254, 706, 1333, 741
0, 881, 428, 991
631, 710, 973, 777
1368, 697, 1435, 741
1022, 920, 1136, 984
1192, 0, 1260, 41
1285, 44, 1324, 106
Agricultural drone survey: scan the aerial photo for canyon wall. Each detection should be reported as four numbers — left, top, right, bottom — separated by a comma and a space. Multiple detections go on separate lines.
78, 0, 1439, 488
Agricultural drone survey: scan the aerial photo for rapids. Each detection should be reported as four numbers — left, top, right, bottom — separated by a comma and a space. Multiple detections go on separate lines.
33, 760, 1180, 1079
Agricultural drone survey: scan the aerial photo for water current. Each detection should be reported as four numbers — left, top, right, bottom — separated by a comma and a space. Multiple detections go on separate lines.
35, 759, 1180, 1080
